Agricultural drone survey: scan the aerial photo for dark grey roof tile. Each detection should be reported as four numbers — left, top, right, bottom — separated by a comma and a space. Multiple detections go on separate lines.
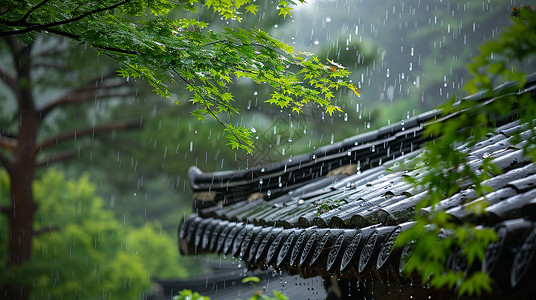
326, 230, 359, 273
238, 225, 263, 259
486, 189, 536, 222
446, 187, 517, 222
508, 173, 536, 193
340, 224, 381, 273
253, 227, 284, 265
480, 163, 536, 190
510, 224, 536, 288
193, 217, 215, 251
217, 222, 240, 255
375, 221, 415, 274
231, 224, 255, 257
489, 149, 532, 173
265, 228, 296, 266
208, 220, 230, 253
358, 226, 398, 275
377, 191, 429, 225
222, 222, 246, 255
310, 229, 346, 269
289, 227, 318, 267
348, 195, 408, 228
471, 134, 511, 159
246, 227, 273, 263
483, 218, 533, 286
421, 189, 477, 216
298, 228, 331, 268
276, 228, 305, 269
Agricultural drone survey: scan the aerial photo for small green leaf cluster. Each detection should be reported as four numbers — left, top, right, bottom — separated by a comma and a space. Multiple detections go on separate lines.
398, 7, 536, 296
173, 289, 210, 300
315, 198, 345, 215
173, 276, 289, 300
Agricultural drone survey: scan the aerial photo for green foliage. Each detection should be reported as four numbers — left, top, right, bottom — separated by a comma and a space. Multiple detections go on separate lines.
398, 7, 536, 296
0, 169, 187, 299
242, 276, 261, 284
315, 198, 346, 215
0, 0, 359, 153
174, 276, 289, 300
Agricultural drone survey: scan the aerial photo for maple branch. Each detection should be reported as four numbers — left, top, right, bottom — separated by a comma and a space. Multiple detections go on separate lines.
0, 0, 131, 37
35, 120, 142, 153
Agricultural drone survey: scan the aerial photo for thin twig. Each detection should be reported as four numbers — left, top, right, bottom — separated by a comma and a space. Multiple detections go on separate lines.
20, 0, 52, 22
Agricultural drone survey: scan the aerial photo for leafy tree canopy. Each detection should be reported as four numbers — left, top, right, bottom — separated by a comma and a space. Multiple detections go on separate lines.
0, 168, 189, 299
0, 0, 359, 153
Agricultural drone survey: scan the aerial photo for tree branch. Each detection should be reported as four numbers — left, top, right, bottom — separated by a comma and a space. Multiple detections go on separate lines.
35, 120, 142, 153
40, 91, 133, 118
39, 71, 129, 118
0, 136, 16, 151
36, 148, 78, 168
0, 0, 132, 37
31, 62, 70, 70
21, 0, 52, 23
33, 225, 60, 236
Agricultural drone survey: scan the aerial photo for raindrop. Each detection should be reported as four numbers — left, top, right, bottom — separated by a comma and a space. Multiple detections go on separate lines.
330, 134, 334, 144
274, 24, 279, 28
314, 40, 320, 45
133, 192, 137, 196
411, 47, 414, 56
254, 91, 258, 96
371, 145, 375, 152
288, 137, 293, 143
366, 122, 371, 129
325, 17, 332, 23
259, 179, 264, 185
261, 168, 266, 172
386, 68, 390, 77
344, 113, 348, 121
251, 128, 256, 133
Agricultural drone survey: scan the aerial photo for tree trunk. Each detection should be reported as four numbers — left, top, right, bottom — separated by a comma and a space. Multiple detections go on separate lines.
3, 167, 36, 300
1, 37, 38, 300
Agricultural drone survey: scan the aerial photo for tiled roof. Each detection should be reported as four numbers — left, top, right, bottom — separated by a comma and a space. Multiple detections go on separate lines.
179, 73, 536, 296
